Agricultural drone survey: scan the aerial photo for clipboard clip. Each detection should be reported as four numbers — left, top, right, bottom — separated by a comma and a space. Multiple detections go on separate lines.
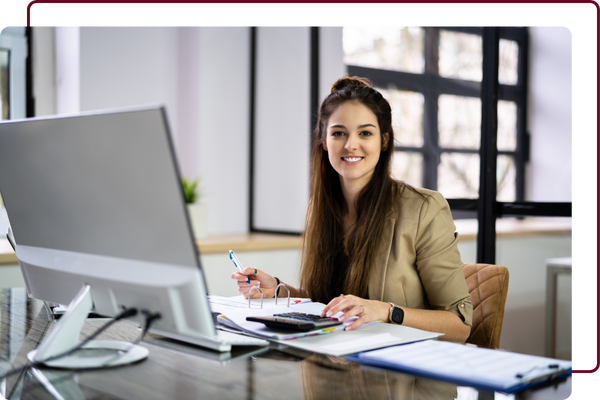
515, 364, 562, 383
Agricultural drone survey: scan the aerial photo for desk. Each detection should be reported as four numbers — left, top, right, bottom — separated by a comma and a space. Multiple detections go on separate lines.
0, 289, 571, 400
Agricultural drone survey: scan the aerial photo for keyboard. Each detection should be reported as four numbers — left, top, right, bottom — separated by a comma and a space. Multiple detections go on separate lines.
246, 312, 343, 332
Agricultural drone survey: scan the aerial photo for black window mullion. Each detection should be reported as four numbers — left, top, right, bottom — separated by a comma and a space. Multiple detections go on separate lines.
423, 28, 440, 190
515, 30, 529, 201
477, 27, 500, 264
348, 66, 428, 93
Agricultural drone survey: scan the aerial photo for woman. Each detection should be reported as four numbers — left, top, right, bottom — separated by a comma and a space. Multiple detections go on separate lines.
232, 76, 472, 342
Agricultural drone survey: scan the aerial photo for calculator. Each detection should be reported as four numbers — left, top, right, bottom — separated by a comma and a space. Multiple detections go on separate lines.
246, 312, 343, 332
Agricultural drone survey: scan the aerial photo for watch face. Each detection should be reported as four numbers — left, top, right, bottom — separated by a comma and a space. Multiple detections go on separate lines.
391, 307, 404, 324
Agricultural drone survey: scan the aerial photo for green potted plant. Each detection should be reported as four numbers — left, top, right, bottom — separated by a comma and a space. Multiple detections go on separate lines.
182, 176, 207, 239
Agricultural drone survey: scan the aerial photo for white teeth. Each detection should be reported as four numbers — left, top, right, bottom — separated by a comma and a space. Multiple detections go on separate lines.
343, 157, 362, 162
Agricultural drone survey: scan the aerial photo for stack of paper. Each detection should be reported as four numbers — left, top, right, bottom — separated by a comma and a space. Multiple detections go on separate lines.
209, 296, 443, 357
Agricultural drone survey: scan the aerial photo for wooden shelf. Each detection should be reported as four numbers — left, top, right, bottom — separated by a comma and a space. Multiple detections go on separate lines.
455, 217, 572, 241
196, 233, 302, 255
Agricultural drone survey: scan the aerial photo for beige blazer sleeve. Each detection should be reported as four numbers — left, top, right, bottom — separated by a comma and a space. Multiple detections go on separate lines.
368, 187, 473, 326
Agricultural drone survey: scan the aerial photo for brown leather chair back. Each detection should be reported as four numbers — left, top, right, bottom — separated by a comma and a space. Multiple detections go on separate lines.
463, 263, 509, 349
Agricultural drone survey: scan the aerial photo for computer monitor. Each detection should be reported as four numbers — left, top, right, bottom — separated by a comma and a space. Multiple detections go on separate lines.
0, 106, 235, 368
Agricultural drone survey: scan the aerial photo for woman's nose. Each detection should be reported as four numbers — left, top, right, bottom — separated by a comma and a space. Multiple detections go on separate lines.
344, 134, 358, 151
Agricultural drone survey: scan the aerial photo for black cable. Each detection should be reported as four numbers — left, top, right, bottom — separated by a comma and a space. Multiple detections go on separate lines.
0, 307, 138, 380
139, 309, 162, 339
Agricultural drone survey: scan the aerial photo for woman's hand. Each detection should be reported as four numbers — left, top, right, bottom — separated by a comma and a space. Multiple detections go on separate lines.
231, 267, 279, 299
320, 294, 390, 331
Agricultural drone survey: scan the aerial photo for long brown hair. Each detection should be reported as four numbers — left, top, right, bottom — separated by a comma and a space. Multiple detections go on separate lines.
300, 76, 399, 303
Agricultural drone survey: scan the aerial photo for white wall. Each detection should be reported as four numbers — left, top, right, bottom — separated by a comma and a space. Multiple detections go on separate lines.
526, 27, 572, 202
46, 27, 346, 235
254, 28, 311, 232
54, 27, 80, 115
195, 28, 250, 234
32, 27, 56, 117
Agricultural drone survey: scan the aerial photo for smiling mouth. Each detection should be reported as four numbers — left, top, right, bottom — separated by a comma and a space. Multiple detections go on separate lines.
342, 157, 363, 162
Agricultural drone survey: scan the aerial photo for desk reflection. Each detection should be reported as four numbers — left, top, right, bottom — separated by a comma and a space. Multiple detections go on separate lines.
0, 288, 570, 400
13, 351, 457, 400
300, 353, 457, 400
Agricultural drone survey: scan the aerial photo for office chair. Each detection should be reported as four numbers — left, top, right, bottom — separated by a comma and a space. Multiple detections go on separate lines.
463, 263, 509, 349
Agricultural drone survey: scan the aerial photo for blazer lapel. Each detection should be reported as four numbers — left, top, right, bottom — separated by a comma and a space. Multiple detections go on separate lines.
368, 211, 396, 301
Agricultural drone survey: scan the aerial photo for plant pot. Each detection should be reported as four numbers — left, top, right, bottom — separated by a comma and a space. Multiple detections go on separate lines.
187, 202, 207, 239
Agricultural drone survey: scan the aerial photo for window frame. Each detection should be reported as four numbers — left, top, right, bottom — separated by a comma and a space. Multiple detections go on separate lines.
347, 27, 529, 204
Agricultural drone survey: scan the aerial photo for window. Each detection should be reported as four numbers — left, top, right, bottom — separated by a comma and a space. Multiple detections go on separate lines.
343, 27, 528, 203
0, 28, 28, 121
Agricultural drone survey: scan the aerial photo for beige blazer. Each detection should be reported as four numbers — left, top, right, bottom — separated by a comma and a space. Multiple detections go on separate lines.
367, 186, 473, 326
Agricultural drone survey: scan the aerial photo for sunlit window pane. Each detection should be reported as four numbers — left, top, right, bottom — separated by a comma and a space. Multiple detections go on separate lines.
438, 94, 481, 149
391, 151, 423, 187
438, 153, 480, 198
438, 153, 516, 200
498, 100, 517, 151
497, 155, 516, 201
499, 39, 519, 85
343, 27, 424, 74
439, 30, 482, 82
378, 87, 424, 147
0, 49, 9, 121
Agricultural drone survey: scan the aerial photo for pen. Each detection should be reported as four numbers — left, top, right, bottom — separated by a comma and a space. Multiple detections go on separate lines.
229, 250, 250, 284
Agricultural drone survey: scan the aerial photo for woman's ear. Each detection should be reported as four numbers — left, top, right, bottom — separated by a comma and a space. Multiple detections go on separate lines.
382, 132, 390, 151
322, 141, 328, 151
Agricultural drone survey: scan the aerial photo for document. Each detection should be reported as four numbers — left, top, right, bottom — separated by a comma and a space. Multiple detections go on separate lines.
214, 300, 442, 356
273, 322, 443, 357
347, 340, 572, 393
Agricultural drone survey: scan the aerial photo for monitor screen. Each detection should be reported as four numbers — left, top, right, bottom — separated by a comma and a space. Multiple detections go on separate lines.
0, 106, 220, 356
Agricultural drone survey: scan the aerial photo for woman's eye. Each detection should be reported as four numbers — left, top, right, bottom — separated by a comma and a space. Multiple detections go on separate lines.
332, 131, 345, 137
360, 131, 373, 137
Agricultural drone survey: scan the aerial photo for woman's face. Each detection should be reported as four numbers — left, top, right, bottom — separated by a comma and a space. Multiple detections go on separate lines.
324, 101, 388, 190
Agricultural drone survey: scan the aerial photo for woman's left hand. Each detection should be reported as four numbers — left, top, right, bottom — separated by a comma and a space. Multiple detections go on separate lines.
320, 294, 390, 331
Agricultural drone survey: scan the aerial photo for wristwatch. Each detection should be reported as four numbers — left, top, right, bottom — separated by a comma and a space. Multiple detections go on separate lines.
388, 302, 404, 325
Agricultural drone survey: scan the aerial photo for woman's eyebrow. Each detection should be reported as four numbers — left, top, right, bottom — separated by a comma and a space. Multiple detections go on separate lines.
328, 123, 377, 129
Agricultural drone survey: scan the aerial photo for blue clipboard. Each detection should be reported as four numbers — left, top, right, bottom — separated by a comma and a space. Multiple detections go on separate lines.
345, 340, 572, 394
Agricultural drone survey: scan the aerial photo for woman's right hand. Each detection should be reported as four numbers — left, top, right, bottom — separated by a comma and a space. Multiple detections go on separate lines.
231, 267, 279, 299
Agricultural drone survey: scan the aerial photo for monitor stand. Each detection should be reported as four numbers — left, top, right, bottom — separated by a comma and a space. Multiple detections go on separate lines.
28, 285, 149, 369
